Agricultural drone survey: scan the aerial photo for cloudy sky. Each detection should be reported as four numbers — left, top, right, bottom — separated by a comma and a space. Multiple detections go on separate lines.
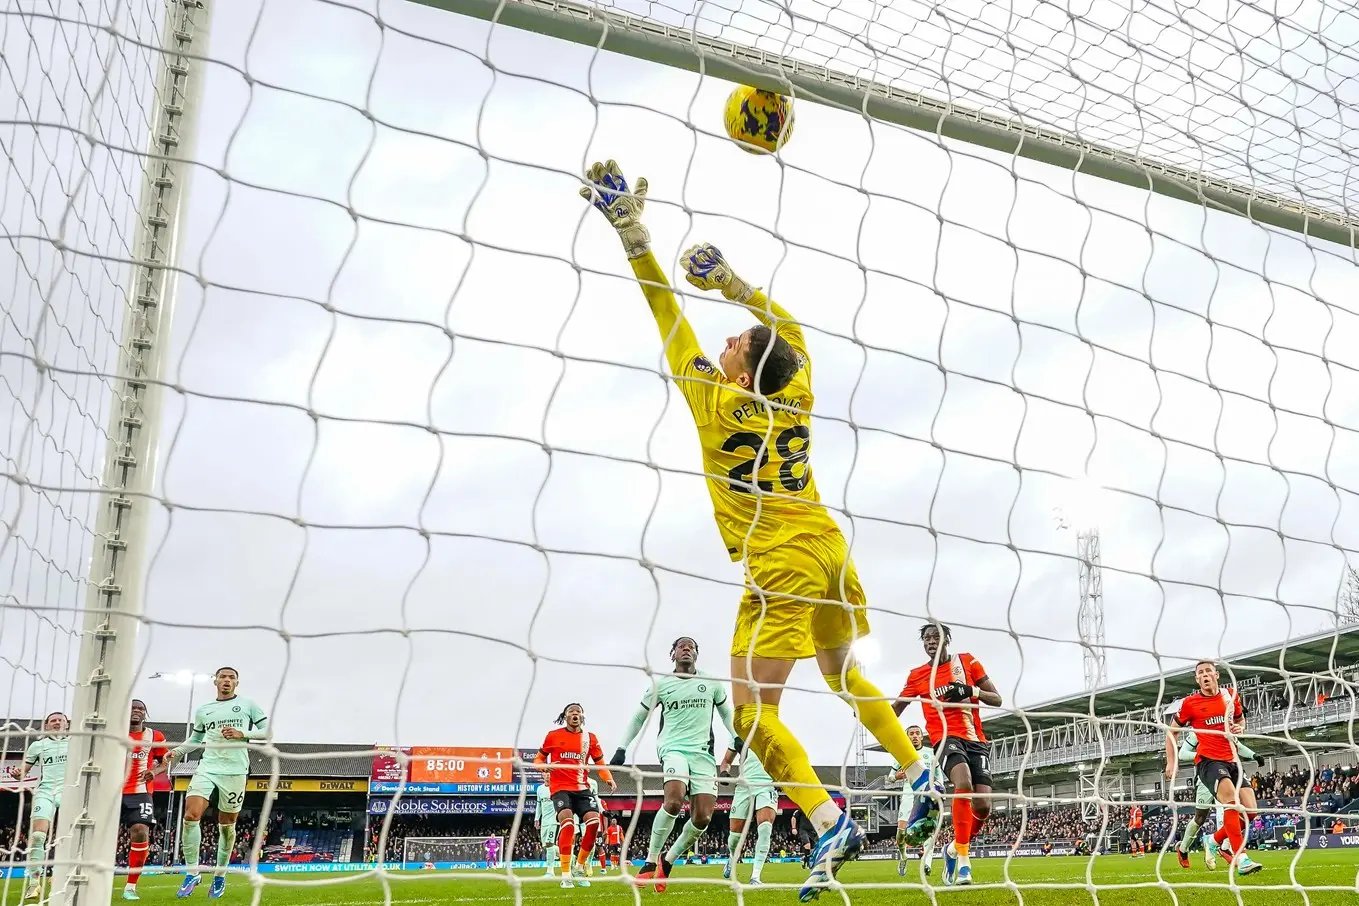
3, 0, 1359, 768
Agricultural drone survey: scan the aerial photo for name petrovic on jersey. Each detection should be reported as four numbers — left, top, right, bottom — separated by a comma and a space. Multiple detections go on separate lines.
731, 397, 803, 424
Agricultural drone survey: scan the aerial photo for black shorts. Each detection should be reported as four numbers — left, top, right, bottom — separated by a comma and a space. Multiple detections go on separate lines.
551, 789, 599, 821
938, 738, 993, 787
1195, 758, 1240, 793
120, 793, 157, 828
1127, 827, 1144, 842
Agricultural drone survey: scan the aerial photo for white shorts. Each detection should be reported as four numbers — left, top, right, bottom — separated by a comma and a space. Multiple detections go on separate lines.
31, 790, 61, 824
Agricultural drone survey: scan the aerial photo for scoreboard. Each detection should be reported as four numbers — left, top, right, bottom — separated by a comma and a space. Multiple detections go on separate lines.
408, 747, 518, 784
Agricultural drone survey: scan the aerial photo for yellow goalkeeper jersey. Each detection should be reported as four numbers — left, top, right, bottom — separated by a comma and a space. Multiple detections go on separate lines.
630, 252, 840, 560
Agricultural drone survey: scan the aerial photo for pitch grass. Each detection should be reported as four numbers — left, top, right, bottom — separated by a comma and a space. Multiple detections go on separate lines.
114, 851, 1358, 905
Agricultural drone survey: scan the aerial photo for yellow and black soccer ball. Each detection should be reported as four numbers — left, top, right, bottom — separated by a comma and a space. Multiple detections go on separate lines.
723, 85, 794, 154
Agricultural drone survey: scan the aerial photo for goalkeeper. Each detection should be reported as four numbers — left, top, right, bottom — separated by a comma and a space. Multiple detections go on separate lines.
580, 160, 938, 902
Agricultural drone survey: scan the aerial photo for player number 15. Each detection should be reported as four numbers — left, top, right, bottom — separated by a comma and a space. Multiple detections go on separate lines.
722, 427, 810, 494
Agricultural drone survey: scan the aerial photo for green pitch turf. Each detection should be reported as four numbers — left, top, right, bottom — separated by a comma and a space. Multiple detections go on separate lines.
112, 851, 1358, 905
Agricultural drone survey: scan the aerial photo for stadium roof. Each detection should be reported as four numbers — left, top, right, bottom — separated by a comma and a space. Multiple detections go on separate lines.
982, 624, 1359, 739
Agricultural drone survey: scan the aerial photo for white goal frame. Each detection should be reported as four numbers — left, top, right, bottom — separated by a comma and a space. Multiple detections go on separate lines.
413, 0, 1358, 250
44, 3, 212, 906
401, 836, 507, 865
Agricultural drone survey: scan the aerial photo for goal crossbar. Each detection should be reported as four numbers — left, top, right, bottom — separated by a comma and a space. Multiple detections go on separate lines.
414, 0, 1359, 250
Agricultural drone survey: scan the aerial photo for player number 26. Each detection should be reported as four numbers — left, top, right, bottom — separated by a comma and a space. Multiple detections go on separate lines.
722, 427, 810, 494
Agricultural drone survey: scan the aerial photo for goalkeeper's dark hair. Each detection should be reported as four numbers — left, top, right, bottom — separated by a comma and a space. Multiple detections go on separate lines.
745, 326, 800, 396
555, 703, 585, 725
920, 622, 951, 642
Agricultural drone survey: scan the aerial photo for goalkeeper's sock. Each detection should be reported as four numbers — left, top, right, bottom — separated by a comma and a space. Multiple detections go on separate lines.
752, 822, 771, 877
665, 819, 706, 865
181, 820, 202, 872
825, 666, 924, 778
733, 703, 835, 828
648, 807, 678, 863
1179, 818, 1201, 853
728, 831, 744, 863
216, 823, 236, 876
558, 823, 576, 875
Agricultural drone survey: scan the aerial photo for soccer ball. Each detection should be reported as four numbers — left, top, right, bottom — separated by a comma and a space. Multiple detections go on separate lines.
724, 85, 794, 154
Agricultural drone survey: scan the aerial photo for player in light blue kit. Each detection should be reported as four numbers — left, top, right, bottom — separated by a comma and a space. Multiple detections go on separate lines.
894, 725, 939, 878
151, 667, 268, 899
534, 782, 559, 876
720, 743, 777, 884
610, 636, 735, 891
8, 713, 69, 901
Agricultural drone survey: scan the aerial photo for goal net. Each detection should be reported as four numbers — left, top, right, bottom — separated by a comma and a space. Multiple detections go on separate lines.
2, 0, 1358, 901
402, 836, 504, 868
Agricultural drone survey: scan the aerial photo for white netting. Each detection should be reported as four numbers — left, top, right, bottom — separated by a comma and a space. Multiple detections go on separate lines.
0, 0, 181, 888
3, 0, 1359, 900
402, 836, 503, 866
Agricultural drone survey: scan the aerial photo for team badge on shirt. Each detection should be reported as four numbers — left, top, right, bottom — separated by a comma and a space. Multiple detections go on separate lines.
692, 355, 715, 374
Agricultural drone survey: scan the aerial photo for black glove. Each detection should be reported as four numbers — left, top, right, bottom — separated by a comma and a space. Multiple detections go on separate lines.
937, 683, 976, 703
609, 748, 627, 766
1256, 755, 1267, 769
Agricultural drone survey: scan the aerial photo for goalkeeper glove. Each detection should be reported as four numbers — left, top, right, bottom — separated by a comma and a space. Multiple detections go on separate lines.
609, 748, 627, 766
681, 243, 756, 304
580, 160, 650, 259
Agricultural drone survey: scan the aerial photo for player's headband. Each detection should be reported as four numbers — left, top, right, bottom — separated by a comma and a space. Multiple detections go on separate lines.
670, 637, 698, 656
555, 703, 586, 724
131, 699, 148, 713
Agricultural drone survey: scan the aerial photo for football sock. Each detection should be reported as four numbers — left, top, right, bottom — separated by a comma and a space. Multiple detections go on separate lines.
1225, 809, 1245, 855
648, 808, 678, 863
128, 841, 149, 886
728, 831, 744, 863
28, 830, 47, 873
825, 666, 922, 776
576, 820, 598, 867
733, 702, 834, 825
181, 820, 202, 872
896, 824, 908, 854
753, 822, 771, 876
953, 797, 974, 858
558, 822, 576, 874
216, 823, 236, 876
665, 819, 706, 864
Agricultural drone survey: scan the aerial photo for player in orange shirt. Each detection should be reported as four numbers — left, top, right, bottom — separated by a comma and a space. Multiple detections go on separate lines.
895, 623, 1003, 887
121, 699, 168, 900
1127, 804, 1145, 856
603, 817, 623, 872
1165, 661, 1262, 876
535, 704, 616, 888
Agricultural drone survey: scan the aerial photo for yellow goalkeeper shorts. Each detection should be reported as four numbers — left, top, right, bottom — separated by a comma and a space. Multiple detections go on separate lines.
731, 530, 870, 660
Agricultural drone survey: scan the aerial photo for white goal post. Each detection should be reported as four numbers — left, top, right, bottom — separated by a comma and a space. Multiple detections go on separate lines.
402, 836, 505, 866
2, 2, 211, 905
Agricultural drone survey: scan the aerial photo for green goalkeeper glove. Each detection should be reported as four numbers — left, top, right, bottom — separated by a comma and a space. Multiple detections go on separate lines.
681, 242, 756, 304
580, 159, 650, 259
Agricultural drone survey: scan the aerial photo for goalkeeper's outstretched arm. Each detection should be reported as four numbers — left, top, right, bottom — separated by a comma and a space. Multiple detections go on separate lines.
580, 160, 718, 420
681, 243, 809, 367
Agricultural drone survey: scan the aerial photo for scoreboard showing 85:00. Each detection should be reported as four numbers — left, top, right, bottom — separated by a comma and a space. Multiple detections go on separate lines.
409, 747, 518, 783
